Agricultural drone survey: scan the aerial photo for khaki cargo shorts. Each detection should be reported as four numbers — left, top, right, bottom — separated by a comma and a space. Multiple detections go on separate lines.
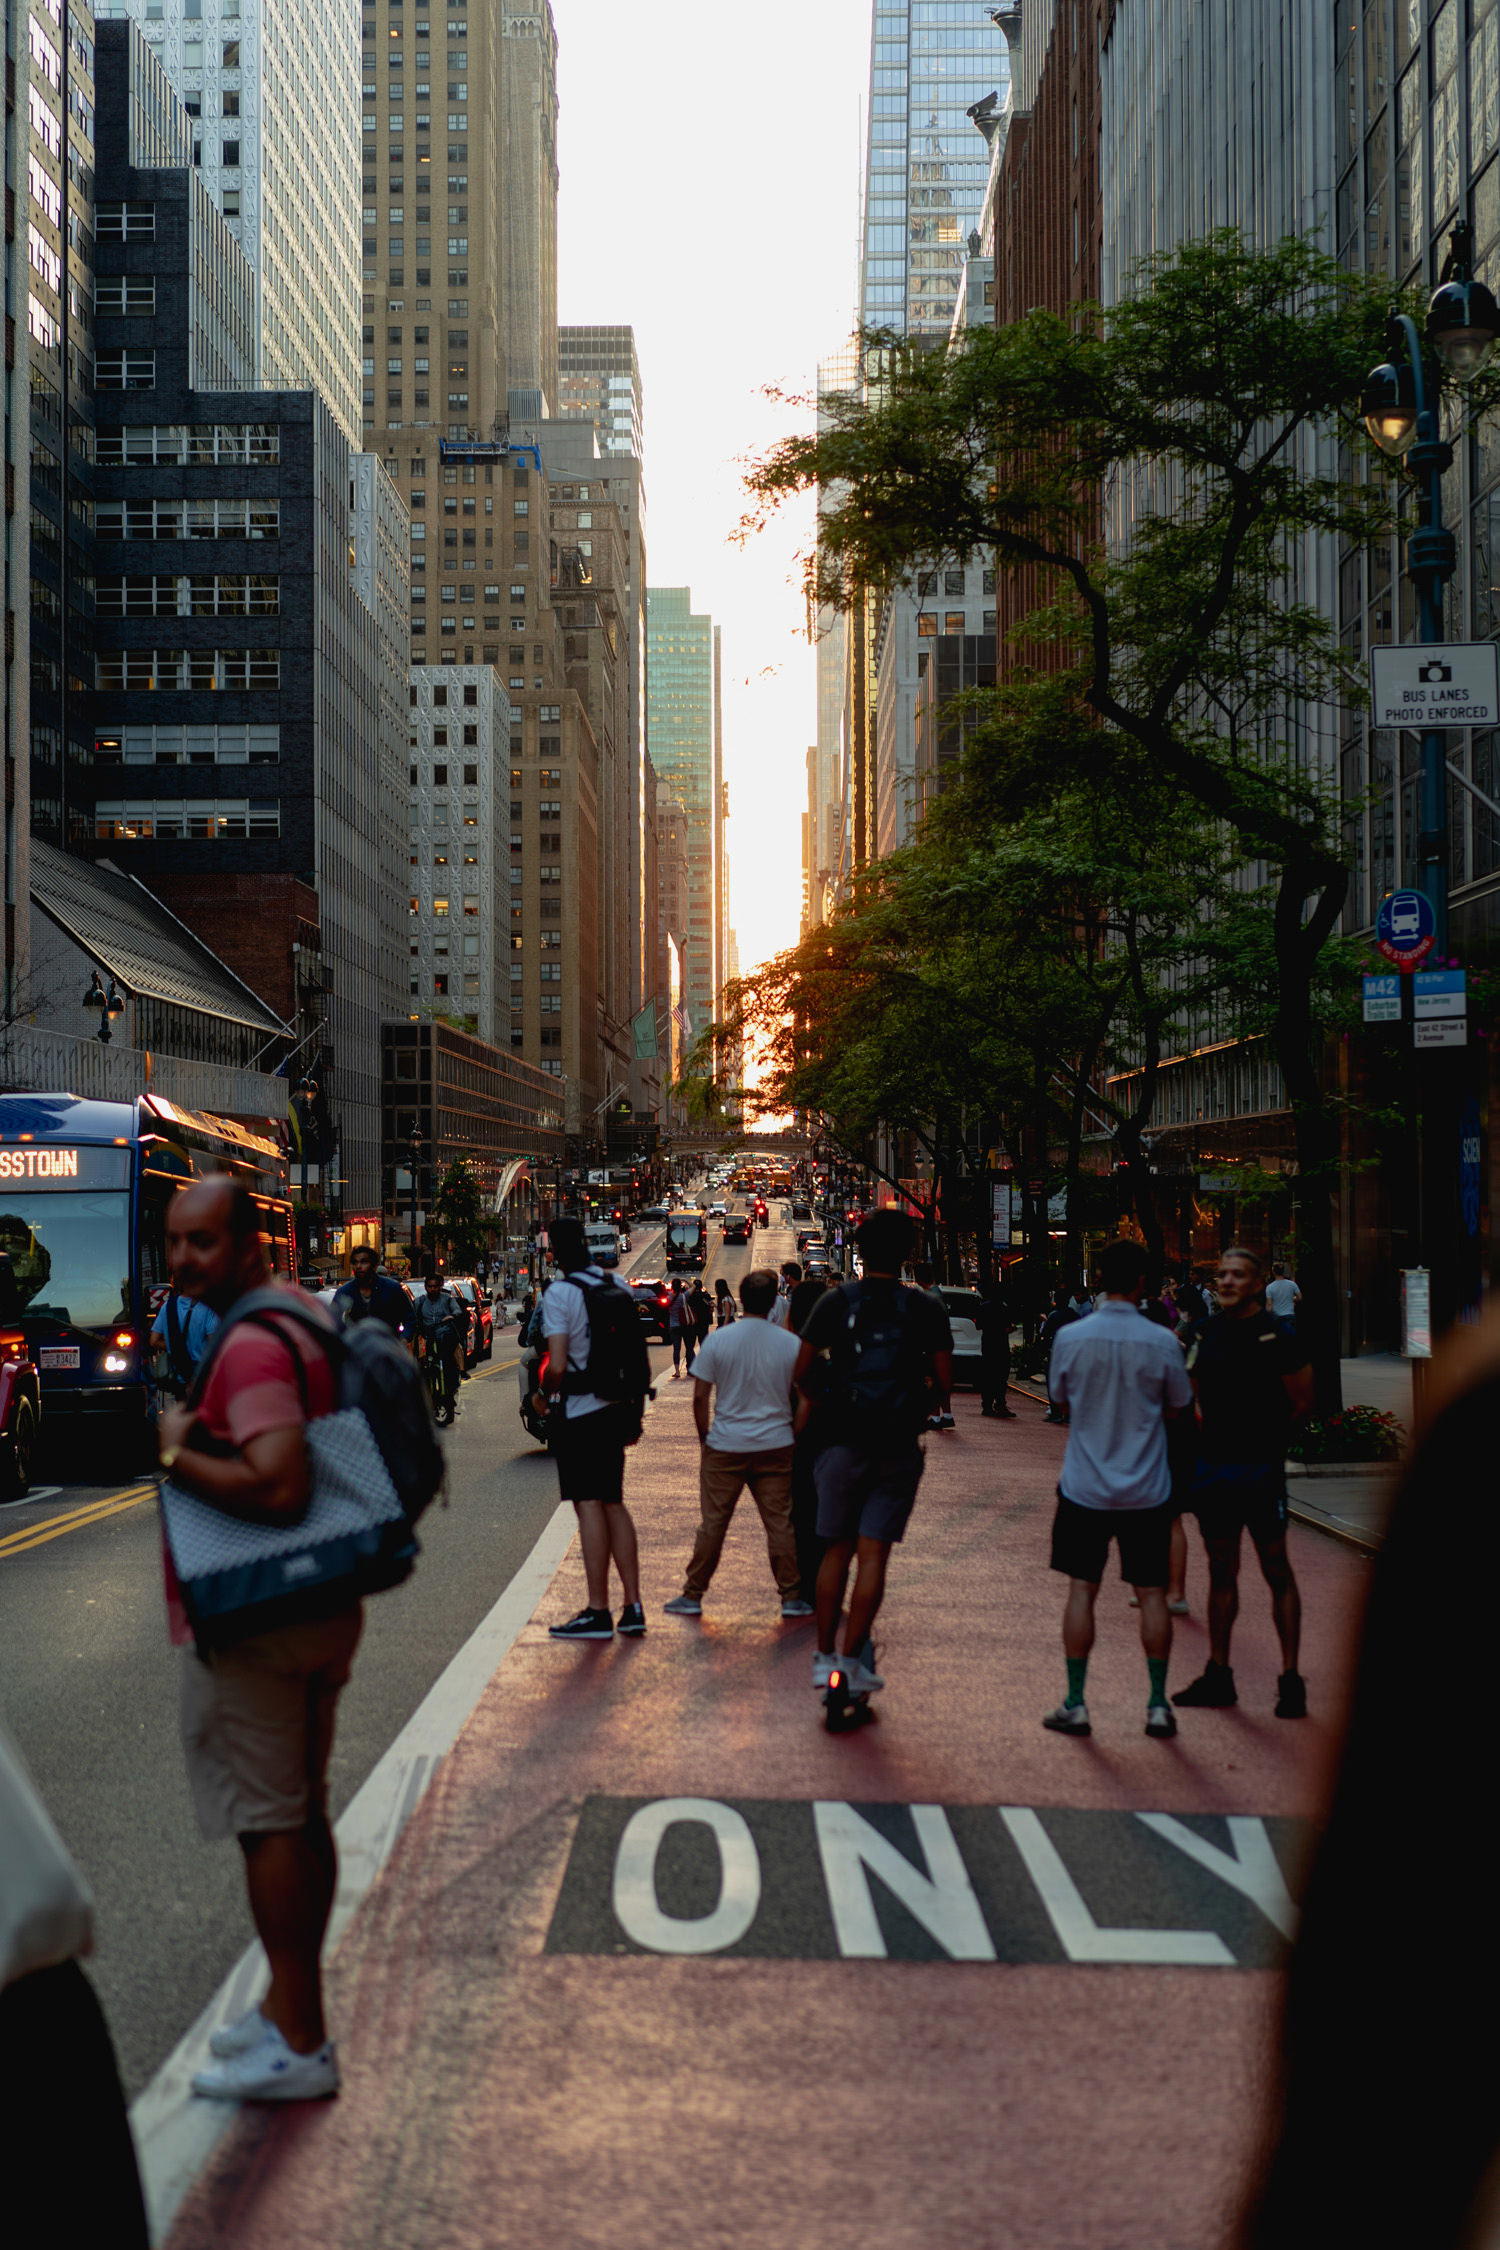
180, 1607, 363, 1841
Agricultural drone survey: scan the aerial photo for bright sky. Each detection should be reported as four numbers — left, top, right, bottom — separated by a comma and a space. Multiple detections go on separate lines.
555, 0, 870, 980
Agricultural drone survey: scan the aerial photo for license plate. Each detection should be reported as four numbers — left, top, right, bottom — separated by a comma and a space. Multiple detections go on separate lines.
39, 1347, 81, 1371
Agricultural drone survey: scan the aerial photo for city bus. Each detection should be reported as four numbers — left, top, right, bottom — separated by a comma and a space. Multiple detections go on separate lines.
664, 1209, 707, 1272
0, 1091, 293, 1442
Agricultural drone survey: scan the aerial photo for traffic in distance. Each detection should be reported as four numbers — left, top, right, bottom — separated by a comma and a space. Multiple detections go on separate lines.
0, 1099, 858, 1491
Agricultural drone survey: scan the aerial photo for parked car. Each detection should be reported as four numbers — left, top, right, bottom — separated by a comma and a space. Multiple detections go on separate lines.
0, 1328, 41, 1503
449, 1277, 493, 1366
638, 1204, 670, 1225
627, 1276, 673, 1341
795, 1228, 824, 1254
722, 1215, 751, 1245
935, 1286, 985, 1388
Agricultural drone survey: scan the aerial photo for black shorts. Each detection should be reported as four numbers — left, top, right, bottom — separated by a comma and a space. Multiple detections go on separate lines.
1189, 1463, 1288, 1546
1050, 1492, 1174, 1587
552, 1405, 630, 1504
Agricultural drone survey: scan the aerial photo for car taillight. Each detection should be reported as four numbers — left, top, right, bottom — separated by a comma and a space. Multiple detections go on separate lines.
0, 1331, 26, 1362
113, 1330, 135, 1348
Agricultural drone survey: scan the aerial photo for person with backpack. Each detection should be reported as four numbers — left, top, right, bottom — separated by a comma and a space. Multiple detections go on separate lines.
689, 1280, 714, 1349
151, 1179, 363, 2104
792, 1208, 951, 1697
541, 1216, 651, 1642
152, 1284, 221, 1400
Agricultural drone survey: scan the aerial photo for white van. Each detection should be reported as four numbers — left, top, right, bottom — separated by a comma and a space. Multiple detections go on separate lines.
584, 1221, 621, 1269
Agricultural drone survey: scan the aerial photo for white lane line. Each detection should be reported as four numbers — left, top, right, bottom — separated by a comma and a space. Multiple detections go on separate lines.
130, 1499, 578, 2245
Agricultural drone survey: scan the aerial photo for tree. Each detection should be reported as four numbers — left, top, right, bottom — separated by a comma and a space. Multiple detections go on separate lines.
747, 232, 1480, 1403
430, 1157, 487, 1270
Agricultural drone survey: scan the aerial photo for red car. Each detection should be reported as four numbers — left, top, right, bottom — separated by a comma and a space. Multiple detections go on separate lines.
0, 1328, 41, 1503
449, 1278, 494, 1365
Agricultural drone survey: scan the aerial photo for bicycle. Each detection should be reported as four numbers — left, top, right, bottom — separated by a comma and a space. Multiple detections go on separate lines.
417, 1332, 459, 1426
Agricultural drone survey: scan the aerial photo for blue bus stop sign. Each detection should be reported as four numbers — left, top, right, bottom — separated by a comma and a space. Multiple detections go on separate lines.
1375, 888, 1436, 968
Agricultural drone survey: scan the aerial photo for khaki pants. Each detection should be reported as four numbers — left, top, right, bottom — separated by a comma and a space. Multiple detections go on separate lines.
684, 1445, 800, 1600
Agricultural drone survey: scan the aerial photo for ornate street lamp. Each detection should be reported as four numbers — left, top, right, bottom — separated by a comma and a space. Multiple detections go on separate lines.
82, 969, 126, 1045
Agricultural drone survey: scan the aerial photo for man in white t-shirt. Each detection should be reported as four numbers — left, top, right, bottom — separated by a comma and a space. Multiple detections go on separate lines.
1265, 1262, 1301, 1335
664, 1267, 812, 1620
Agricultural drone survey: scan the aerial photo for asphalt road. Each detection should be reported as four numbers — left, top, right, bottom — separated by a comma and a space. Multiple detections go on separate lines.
0, 1198, 809, 2097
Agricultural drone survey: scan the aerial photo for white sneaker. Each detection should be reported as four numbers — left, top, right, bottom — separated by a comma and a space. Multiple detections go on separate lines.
780, 1597, 815, 1619
812, 1649, 839, 1688
1042, 1699, 1092, 1735
663, 1594, 703, 1616
841, 1651, 885, 1694
192, 2024, 340, 2103
208, 2004, 273, 2061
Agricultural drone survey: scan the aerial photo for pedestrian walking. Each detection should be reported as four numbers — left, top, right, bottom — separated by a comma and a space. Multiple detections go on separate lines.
1040, 1238, 1195, 1740
542, 1216, 648, 1642
768, 1260, 802, 1328
1265, 1260, 1302, 1337
663, 1268, 811, 1620
331, 1245, 414, 1340
1041, 1289, 1080, 1422
689, 1279, 714, 1350
151, 1282, 221, 1400
666, 1277, 697, 1376
794, 1209, 952, 1697
912, 1262, 957, 1429
713, 1275, 738, 1327
1172, 1246, 1314, 1718
153, 1178, 358, 2103
976, 1275, 1016, 1417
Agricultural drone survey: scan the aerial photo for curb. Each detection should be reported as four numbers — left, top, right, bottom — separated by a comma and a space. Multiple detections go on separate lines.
1286, 1500, 1381, 1557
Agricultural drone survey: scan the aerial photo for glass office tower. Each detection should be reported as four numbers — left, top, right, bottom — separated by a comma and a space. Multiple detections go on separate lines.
863, 1, 1008, 338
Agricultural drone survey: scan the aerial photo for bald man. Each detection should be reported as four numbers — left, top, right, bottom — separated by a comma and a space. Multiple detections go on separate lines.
155, 1178, 355, 2104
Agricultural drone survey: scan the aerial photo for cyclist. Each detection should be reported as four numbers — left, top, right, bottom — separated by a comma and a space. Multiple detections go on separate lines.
412, 1269, 466, 1425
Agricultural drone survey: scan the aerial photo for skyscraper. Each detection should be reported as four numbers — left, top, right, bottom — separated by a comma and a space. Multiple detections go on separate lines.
647, 588, 721, 1045
93, 0, 364, 447
557, 326, 646, 460
862, 1, 1008, 340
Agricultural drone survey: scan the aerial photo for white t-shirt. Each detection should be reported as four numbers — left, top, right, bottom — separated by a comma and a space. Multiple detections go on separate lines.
540, 1266, 609, 1420
767, 1295, 790, 1329
1049, 1298, 1194, 1510
691, 1316, 801, 1452
1265, 1276, 1301, 1318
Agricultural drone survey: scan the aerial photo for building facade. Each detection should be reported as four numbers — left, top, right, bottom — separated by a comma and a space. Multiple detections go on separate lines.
94, 0, 363, 447
557, 324, 646, 460
407, 663, 511, 1046
81, 21, 407, 1211
646, 587, 721, 1045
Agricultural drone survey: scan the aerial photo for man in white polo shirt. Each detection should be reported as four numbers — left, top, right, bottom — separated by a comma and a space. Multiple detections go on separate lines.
663, 1267, 813, 1621
1042, 1238, 1194, 1741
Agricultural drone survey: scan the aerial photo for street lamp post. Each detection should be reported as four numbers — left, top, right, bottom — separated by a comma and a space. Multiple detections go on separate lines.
1362, 223, 1500, 1338
1362, 222, 1500, 950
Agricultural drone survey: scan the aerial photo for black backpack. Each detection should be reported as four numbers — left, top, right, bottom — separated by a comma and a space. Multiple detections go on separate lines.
561, 1272, 654, 1427
823, 1280, 933, 1443
212, 1291, 446, 1536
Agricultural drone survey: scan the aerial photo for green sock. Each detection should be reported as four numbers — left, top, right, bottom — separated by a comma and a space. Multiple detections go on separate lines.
1065, 1657, 1088, 1708
1147, 1657, 1169, 1706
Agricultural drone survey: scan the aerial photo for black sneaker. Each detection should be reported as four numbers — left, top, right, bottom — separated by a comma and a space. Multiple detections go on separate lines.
1172, 1662, 1237, 1708
548, 1607, 614, 1641
617, 1603, 647, 1637
1274, 1670, 1307, 1719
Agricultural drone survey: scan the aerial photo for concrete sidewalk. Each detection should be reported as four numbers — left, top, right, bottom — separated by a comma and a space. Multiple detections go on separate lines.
161, 1376, 1369, 2250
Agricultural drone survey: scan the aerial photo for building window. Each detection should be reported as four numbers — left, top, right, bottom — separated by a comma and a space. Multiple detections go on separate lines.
94, 798, 281, 840
95, 276, 156, 314
92, 723, 279, 765
96, 202, 155, 238
943, 570, 965, 595
95, 648, 281, 690
94, 349, 155, 389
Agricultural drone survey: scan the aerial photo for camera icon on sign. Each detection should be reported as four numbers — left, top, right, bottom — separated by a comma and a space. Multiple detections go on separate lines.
1418, 659, 1453, 683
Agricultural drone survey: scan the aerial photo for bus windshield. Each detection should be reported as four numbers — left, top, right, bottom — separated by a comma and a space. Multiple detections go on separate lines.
0, 1191, 134, 1332
668, 1219, 703, 1250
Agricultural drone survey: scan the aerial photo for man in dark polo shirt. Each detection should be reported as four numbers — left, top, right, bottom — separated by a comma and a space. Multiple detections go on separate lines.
1173, 1246, 1314, 1718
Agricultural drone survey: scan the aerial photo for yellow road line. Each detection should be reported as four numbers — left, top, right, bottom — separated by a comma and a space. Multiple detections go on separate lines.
0, 1482, 155, 1555
0, 1487, 155, 1559
470, 1353, 521, 1381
